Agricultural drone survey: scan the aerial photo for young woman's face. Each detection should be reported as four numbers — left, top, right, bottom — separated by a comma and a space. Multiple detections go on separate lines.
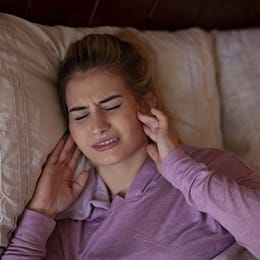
66, 70, 149, 167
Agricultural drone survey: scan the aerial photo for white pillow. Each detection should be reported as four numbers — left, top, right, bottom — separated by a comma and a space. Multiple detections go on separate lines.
0, 14, 66, 253
0, 13, 222, 252
141, 29, 222, 148
214, 29, 260, 172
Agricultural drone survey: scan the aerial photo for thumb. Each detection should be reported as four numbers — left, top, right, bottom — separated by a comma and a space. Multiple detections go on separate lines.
71, 170, 89, 198
147, 144, 161, 171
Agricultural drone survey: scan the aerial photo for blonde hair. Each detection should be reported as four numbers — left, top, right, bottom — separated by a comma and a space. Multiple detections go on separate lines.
58, 31, 159, 122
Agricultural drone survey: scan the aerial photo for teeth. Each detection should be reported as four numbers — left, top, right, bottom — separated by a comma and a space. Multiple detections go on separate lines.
97, 138, 117, 147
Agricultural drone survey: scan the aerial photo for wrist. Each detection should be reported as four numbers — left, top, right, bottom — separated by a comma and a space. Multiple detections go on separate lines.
161, 138, 179, 159
27, 202, 57, 218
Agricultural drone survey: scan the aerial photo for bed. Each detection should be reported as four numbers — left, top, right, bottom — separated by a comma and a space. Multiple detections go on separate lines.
0, 0, 260, 258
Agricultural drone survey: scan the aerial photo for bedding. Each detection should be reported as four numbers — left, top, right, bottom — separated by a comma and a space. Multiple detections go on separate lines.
213, 29, 260, 172
0, 10, 259, 259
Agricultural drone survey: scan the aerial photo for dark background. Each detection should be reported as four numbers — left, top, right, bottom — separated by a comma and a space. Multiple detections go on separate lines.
0, 0, 260, 30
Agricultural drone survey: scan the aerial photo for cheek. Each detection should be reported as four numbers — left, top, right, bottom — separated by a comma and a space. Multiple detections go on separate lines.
69, 125, 93, 157
121, 111, 145, 136
69, 123, 87, 146
69, 125, 79, 145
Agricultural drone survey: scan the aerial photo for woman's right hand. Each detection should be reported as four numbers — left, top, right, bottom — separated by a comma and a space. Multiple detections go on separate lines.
27, 134, 89, 218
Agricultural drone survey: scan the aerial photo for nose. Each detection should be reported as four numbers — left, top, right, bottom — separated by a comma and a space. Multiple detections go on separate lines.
90, 111, 111, 135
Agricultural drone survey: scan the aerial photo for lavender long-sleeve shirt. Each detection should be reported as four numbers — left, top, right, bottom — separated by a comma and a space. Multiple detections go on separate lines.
3, 146, 260, 259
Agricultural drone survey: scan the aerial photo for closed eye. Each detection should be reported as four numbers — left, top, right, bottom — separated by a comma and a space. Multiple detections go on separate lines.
75, 114, 89, 121
104, 103, 122, 111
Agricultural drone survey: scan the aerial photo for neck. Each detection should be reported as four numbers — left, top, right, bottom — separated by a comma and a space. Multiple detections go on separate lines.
96, 148, 148, 198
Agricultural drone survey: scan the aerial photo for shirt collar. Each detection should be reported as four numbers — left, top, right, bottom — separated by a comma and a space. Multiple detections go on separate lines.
124, 156, 161, 199
92, 156, 160, 202
89, 156, 160, 219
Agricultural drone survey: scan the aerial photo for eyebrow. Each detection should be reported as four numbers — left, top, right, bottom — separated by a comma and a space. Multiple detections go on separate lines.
99, 94, 122, 104
69, 106, 87, 113
69, 94, 122, 113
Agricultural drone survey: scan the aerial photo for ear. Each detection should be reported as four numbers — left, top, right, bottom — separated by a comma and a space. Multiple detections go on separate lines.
138, 91, 157, 115
144, 91, 157, 109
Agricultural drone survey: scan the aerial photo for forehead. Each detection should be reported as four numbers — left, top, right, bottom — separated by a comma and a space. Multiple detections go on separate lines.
65, 69, 131, 102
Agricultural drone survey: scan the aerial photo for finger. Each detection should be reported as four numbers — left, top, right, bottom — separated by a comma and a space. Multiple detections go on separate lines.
150, 108, 168, 129
57, 161, 66, 174
67, 147, 81, 172
143, 125, 157, 142
64, 144, 77, 165
61, 148, 81, 182
147, 144, 161, 167
47, 137, 66, 164
137, 112, 159, 129
71, 171, 89, 198
58, 135, 76, 163
137, 111, 155, 123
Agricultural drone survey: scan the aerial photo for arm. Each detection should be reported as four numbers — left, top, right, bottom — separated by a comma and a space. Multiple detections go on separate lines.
2, 135, 89, 258
162, 148, 260, 258
2, 210, 59, 260
138, 108, 260, 258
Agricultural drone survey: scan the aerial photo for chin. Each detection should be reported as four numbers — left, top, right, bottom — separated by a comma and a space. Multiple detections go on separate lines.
95, 157, 124, 166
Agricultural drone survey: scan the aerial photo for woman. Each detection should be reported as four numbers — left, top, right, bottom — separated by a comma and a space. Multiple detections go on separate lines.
3, 33, 260, 259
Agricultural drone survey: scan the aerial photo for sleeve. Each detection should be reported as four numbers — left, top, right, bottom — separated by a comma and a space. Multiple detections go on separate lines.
161, 148, 260, 259
2, 209, 63, 260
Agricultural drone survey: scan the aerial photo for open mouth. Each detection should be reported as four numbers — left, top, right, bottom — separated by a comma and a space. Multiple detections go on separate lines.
92, 137, 120, 151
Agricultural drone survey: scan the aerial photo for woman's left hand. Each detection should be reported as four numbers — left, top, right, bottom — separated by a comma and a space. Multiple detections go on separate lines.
137, 108, 179, 172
